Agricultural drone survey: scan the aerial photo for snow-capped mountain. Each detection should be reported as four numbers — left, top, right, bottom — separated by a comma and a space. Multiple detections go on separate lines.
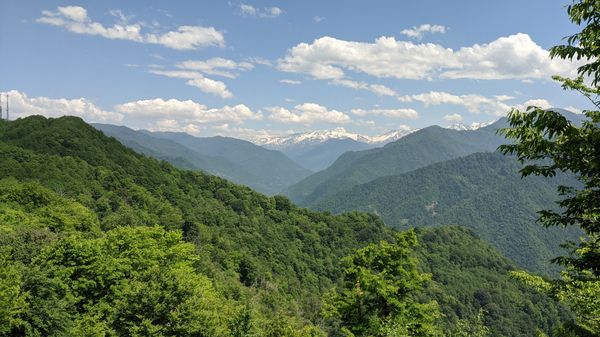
253, 127, 417, 148
445, 120, 496, 131
368, 128, 417, 144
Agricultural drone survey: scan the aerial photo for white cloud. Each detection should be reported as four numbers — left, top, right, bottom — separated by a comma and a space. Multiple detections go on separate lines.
441, 34, 574, 80
280, 79, 301, 85
146, 119, 204, 135
351, 108, 418, 119
240, 3, 283, 18
115, 98, 262, 124
513, 99, 552, 112
399, 90, 554, 116
2, 90, 122, 122
177, 57, 253, 78
564, 106, 582, 114
314, 16, 325, 23
246, 57, 273, 66
38, 6, 224, 50
149, 70, 233, 98
187, 77, 233, 99
148, 57, 254, 98
210, 123, 288, 140
266, 103, 351, 124
278, 33, 578, 81
400, 24, 447, 40
145, 26, 225, 50
400, 91, 514, 116
443, 113, 463, 122
330, 79, 397, 97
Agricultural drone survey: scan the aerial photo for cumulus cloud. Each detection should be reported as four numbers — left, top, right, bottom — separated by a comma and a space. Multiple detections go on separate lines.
399, 91, 514, 116
1, 90, 123, 122
278, 33, 578, 81
149, 70, 233, 98
400, 24, 447, 40
564, 106, 582, 114
399, 90, 554, 116
441, 34, 573, 80
266, 103, 350, 124
513, 99, 552, 112
443, 113, 463, 122
147, 119, 203, 134
187, 77, 233, 99
239, 3, 283, 18
38, 6, 224, 50
115, 98, 261, 124
351, 108, 418, 119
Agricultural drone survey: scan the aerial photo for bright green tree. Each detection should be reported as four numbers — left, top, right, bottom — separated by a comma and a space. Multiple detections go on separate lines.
448, 310, 491, 337
322, 230, 441, 337
499, 1, 600, 335
17, 226, 237, 337
0, 251, 28, 335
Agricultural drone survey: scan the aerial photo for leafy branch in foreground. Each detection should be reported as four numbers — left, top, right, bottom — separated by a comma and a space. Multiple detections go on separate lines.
499, 1, 600, 335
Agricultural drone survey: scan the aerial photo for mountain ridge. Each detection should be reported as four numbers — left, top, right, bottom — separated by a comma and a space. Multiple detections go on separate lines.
285, 119, 509, 206
93, 123, 311, 195
314, 151, 582, 276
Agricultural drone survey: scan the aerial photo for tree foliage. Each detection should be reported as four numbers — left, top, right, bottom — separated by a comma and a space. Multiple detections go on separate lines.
499, 1, 600, 335
322, 230, 442, 337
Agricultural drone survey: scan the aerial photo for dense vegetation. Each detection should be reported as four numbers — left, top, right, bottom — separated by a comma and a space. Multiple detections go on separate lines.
285, 121, 508, 206
0, 116, 571, 336
314, 151, 581, 276
415, 226, 571, 336
94, 123, 312, 195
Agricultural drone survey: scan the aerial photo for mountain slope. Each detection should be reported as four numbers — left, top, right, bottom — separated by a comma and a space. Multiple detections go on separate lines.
416, 226, 570, 337
0, 116, 390, 323
286, 120, 508, 206
94, 123, 311, 195
0, 116, 571, 335
93, 123, 249, 174
315, 151, 582, 276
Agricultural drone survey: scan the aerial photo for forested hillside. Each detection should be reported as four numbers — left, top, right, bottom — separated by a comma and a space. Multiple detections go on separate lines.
0, 116, 570, 336
315, 151, 581, 275
286, 121, 508, 206
94, 123, 311, 195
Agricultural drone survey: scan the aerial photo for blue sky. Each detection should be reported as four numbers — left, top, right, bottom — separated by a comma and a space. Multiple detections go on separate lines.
0, 0, 592, 139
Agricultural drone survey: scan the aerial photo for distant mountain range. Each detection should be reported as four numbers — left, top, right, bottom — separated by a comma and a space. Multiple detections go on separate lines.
253, 127, 417, 147
284, 119, 509, 206
93, 124, 311, 195
253, 124, 494, 171
253, 127, 416, 171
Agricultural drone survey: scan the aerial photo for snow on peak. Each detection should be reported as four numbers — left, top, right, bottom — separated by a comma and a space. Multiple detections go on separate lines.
445, 120, 496, 131
253, 126, 418, 148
